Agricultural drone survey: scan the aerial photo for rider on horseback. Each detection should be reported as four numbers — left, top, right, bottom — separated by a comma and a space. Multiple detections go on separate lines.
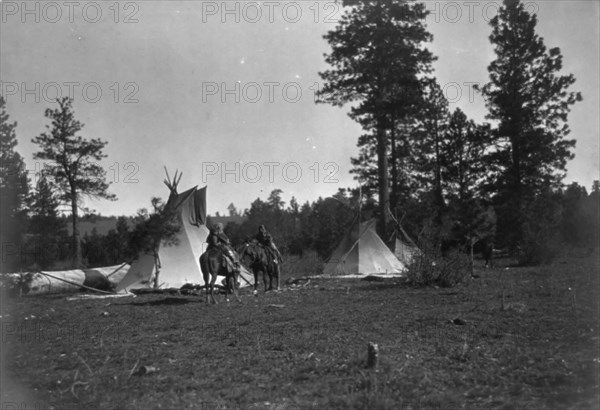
255, 225, 282, 264
207, 223, 240, 271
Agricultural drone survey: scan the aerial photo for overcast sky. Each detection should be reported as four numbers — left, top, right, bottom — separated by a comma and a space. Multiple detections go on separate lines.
1, 0, 598, 217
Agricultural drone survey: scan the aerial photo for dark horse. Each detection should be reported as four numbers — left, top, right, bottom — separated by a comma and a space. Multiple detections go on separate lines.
199, 246, 240, 304
239, 241, 280, 293
474, 237, 494, 268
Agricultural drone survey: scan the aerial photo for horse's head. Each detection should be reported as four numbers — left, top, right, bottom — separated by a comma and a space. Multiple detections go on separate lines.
239, 241, 260, 263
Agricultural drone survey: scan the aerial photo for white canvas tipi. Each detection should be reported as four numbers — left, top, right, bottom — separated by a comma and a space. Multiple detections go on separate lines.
323, 219, 406, 276
116, 171, 253, 291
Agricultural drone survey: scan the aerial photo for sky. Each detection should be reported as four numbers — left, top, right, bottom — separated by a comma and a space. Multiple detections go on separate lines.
1, 0, 598, 217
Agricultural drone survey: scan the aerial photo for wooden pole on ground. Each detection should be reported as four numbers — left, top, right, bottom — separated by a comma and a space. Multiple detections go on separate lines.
367, 342, 379, 368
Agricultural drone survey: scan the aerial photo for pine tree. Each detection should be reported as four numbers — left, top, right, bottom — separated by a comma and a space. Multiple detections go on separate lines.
481, 0, 581, 244
413, 79, 450, 226
27, 172, 67, 269
32, 97, 116, 267
318, 0, 435, 240
0, 96, 29, 272
442, 108, 492, 204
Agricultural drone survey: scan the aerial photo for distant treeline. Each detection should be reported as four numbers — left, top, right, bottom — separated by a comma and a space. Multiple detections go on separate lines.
0, 180, 598, 273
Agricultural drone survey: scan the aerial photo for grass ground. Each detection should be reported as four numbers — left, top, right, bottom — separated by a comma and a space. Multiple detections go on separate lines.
1, 251, 598, 409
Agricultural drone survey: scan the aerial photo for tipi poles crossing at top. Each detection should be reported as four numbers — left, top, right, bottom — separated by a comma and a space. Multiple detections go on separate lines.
164, 166, 182, 195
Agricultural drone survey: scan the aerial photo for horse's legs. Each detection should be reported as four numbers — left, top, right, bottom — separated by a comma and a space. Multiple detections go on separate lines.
275, 264, 280, 291
203, 274, 211, 304
209, 271, 218, 304
263, 268, 268, 292
200, 254, 210, 304
235, 271, 241, 301
231, 272, 241, 302
224, 274, 230, 302
253, 269, 259, 295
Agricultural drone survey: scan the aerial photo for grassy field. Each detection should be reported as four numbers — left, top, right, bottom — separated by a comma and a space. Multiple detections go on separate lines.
1, 251, 598, 409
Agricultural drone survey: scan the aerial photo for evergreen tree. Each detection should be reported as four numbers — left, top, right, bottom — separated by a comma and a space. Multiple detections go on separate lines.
82, 227, 107, 266
32, 97, 116, 267
0, 96, 29, 272
560, 183, 599, 248
442, 108, 492, 204
26, 173, 67, 269
413, 79, 450, 226
318, 0, 435, 240
480, 0, 581, 245
227, 203, 239, 217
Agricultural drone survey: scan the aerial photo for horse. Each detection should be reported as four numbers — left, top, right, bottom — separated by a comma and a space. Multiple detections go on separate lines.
199, 247, 240, 304
239, 241, 279, 293
474, 237, 494, 268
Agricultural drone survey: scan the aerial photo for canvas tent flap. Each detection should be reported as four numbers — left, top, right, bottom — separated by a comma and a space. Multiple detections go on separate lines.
115, 254, 156, 292
394, 238, 418, 265
190, 186, 207, 226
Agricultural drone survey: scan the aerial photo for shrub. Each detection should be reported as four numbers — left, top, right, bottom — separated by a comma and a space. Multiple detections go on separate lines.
405, 247, 471, 288
280, 250, 324, 278
516, 233, 560, 266
517, 192, 563, 266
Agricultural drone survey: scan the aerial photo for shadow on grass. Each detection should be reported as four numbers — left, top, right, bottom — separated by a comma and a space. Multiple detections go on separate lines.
129, 297, 199, 306
352, 280, 409, 292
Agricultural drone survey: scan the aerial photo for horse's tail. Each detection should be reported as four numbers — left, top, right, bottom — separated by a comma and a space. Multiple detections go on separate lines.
199, 252, 210, 284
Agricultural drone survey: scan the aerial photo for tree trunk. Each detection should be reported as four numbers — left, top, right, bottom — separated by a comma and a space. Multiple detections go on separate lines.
390, 116, 398, 213
433, 119, 444, 226
376, 120, 390, 242
70, 191, 82, 267
510, 133, 523, 243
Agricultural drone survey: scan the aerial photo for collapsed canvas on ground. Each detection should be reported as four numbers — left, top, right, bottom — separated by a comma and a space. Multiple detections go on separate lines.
116, 186, 253, 291
324, 219, 406, 276
6, 264, 130, 296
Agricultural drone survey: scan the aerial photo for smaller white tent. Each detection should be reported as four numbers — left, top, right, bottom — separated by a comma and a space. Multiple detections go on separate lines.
323, 219, 406, 276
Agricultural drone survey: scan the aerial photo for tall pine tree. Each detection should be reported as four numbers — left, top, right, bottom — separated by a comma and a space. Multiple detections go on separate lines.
413, 79, 450, 226
32, 97, 116, 267
481, 0, 581, 245
0, 96, 29, 272
318, 0, 435, 240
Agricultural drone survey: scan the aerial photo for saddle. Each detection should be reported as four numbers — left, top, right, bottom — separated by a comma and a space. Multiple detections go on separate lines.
259, 243, 279, 265
222, 256, 236, 273
204, 246, 238, 273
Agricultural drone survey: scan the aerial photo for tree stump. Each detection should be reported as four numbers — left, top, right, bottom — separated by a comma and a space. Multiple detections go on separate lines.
367, 342, 379, 369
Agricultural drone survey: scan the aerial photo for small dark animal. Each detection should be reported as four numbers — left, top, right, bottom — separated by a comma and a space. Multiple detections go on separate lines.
474, 238, 494, 268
